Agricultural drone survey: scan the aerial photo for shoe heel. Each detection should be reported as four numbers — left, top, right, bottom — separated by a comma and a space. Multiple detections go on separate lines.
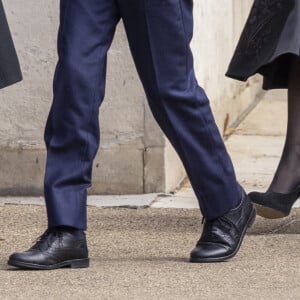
255, 204, 288, 219
70, 258, 89, 269
247, 208, 256, 228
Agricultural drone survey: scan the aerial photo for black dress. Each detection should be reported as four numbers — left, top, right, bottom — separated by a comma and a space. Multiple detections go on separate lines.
226, 0, 299, 90
0, 0, 22, 89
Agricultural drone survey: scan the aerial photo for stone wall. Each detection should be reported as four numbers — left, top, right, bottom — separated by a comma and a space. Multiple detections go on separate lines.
0, 0, 260, 196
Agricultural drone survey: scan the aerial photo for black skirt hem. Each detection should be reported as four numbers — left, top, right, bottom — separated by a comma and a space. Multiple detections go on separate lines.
227, 52, 299, 90
226, 0, 299, 91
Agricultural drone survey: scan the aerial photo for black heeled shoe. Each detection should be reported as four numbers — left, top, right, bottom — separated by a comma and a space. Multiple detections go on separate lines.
248, 186, 300, 219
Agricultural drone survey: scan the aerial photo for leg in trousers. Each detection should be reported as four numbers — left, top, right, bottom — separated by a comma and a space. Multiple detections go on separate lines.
118, 0, 240, 219
118, 0, 256, 263
7, 0, 121, 270
44, 0, 120, 230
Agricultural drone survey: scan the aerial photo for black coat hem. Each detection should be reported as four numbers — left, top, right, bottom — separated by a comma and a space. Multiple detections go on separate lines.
0, 74, 22, 89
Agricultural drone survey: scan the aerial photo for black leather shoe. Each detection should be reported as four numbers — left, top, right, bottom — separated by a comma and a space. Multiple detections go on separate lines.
190, 190, 256, 263
249, 185, 300, 219
8, 228, 89, 270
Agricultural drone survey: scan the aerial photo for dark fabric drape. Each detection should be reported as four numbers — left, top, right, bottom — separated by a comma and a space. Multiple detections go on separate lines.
0, 0, 22, 89
226, 0, 299, 90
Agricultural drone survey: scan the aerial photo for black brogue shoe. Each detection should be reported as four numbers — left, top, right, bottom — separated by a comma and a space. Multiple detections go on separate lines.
8, 228, 89, 270
190, 190, 256, 263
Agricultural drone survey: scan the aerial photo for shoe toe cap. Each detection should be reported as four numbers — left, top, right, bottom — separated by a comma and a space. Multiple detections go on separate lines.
190, 242, 231, 260
8, 250, 46, 265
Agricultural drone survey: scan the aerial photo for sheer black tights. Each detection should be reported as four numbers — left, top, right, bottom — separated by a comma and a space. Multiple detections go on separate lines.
269, 56, 300, 193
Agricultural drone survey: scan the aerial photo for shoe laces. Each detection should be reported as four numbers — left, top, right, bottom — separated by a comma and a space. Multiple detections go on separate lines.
202, 216, 239, 235
31, 229, 63, 251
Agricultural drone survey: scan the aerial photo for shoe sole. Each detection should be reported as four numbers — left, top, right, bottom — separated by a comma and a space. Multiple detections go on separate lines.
189, 207, 256, 263
255, 204, 288, 219
7, 258, 89, 270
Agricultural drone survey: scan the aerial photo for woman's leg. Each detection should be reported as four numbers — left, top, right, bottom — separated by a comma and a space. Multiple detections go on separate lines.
268, 56, 300, 193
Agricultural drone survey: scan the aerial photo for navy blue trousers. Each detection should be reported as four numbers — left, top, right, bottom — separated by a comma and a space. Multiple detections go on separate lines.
44, 0, 241, 230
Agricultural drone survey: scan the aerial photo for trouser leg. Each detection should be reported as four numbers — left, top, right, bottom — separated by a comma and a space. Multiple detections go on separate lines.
119, 0, 241, 219
44, 0, 120, 230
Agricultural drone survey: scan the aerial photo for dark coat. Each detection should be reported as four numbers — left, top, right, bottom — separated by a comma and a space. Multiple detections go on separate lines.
226, 0, 298, 90
0, 0, 22, 89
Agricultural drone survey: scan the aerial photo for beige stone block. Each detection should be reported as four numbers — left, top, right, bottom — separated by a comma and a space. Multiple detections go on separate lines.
217, 77, 262, 133
0, 148, 46, 196
238, 94, 287, 136
100, 24, 146, 147
227, 135, 285, 158
164, 140, 185, 192
192, 0, 262, 132
143, 147, 165, 193
144, 103, 165, 148
90, 146, 144, 194
144, 142, 185, 194
0, 0, 57, 147
0, 145, 145, 196
226, 135, 285, 191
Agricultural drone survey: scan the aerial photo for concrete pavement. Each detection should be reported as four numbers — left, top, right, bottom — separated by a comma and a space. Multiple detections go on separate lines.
0, 90, 299, 299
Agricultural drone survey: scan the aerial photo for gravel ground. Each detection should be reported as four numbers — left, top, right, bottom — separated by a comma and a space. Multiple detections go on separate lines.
0, 205, 299, 300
